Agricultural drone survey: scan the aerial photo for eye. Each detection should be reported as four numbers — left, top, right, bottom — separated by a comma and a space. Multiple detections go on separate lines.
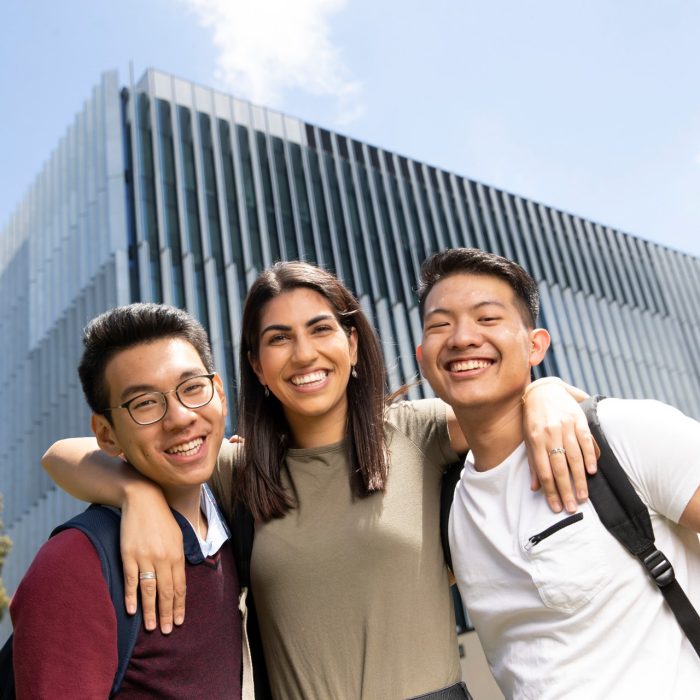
426, 321, 449, 331
312, 323, 334, 334
181, 379, 207, 395
480, 316, 501, 323
267, 333, 289, 344
130, 394, 160, 411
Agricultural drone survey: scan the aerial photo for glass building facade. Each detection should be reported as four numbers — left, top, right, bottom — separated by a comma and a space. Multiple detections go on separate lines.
1, 69, 699, 638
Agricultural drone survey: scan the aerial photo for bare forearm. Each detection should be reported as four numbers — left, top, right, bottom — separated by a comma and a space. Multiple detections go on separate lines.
41, 437, 158, 506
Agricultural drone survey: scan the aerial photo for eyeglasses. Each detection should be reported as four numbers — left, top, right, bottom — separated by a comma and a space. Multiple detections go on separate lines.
103, 374, 216, 425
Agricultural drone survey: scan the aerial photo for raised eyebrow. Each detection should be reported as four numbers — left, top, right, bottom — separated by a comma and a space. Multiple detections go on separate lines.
425, 300, 507, 318
306, 313, 335, 327
119, 369, 206, 402
260, 323, 292, 337
423, 306, 453, 320
474, 300, 507, 312
260, 314, 335, 336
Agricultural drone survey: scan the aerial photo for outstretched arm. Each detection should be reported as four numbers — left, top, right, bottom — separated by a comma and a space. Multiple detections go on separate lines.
42, 438, 185, 633
446, 377, 596, 514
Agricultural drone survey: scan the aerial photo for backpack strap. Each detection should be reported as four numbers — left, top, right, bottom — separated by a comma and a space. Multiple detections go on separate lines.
51, 505, 142, 696
582, 395, 700, 657
230, 502, 273, 699
0, 632, 15, 700
440, 461, 464, 573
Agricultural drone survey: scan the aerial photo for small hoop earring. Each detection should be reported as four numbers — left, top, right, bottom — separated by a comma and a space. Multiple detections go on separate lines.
264, 385, 270, 397
351, 366, 358, 379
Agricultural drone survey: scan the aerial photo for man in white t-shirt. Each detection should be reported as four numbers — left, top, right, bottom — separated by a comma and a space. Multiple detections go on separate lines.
416, 247, 700, 699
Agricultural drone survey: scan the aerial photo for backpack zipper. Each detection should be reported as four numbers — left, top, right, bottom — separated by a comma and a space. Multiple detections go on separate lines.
524, 512, 583, 551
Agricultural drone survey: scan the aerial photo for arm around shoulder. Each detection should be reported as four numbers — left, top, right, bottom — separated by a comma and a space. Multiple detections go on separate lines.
42, 436, 159, 506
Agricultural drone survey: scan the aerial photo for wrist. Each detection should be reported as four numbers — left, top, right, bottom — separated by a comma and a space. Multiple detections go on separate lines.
522, 376, 565, 403
121, 473, 164, 509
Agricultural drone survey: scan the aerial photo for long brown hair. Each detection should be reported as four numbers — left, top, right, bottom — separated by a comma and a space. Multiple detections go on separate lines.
237, 261, 387, 521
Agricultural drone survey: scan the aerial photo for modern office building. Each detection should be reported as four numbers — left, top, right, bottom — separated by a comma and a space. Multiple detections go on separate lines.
1, 69, 699, 648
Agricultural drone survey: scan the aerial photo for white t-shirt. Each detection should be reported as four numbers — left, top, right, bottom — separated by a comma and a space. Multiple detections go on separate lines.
450, 398, 700, 699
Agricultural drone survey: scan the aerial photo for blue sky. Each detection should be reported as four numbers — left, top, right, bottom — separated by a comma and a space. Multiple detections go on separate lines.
2, 0, 699, 257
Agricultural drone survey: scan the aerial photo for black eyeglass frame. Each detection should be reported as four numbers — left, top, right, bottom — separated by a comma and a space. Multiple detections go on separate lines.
102, 373, 217, 426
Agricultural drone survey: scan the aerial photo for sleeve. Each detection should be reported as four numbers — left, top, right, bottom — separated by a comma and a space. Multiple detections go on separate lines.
209, 439, 239, 523
385, 398, 460, 472
597, 398, 700, 523
9, 529, 118, 699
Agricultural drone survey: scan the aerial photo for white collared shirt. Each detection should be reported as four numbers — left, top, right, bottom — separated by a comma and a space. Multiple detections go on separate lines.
190, 483, 230, 557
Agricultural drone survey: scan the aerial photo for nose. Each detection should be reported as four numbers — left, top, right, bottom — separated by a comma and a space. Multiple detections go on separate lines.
448, 319, 483, 349
292, 333, 319, 365
161, 392, 198, 430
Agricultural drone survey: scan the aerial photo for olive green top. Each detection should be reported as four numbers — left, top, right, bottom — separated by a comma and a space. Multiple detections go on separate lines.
215, 398, 461, 700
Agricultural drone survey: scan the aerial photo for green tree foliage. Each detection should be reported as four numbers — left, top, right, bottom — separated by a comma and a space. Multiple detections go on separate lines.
0, 493, 12, 621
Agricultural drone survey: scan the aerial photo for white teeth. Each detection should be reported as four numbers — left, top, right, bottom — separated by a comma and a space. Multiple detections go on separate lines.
449, 359, 492, 372
290, 370, 328, 386
166, 438, 203, 455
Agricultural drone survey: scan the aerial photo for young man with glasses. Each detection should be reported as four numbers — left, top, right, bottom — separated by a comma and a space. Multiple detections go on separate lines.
10, 303, 245, 698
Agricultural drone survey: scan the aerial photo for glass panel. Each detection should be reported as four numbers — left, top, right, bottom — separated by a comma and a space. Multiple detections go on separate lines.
271, 137, 298, 259
177, 105, 209, 331
323, 153, 355, 290
122, 103, 140, 302
289, 143, 316, 263
340, 159, 371, 294
256, 131, 281, 261
198, 112, 235, 408
236, 125, 263, 270
372, 169, 403, 301
137, 94, 162, 302
218, 119, 247, 302
157, 99, 185, 307
306, 148, 335, 272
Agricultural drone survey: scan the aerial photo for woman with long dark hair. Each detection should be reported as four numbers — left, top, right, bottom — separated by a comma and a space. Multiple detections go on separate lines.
44, 260, 593, 699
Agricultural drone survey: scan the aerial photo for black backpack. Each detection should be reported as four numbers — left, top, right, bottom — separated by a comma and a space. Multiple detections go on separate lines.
0, 505, 142, 699
439, 395, 700, 657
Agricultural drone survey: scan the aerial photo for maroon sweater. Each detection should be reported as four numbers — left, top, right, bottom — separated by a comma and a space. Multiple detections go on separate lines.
11, 524, 242, 698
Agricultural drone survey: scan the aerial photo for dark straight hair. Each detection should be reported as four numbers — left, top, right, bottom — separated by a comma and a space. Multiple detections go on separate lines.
417, 247, 540, 327
78, 303, 214, 420
237, 261, 387, 521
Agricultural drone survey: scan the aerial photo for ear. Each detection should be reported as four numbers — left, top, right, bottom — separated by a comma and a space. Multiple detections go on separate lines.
248, 350, 265, 385
348, 327, 358, 366
528, 328, 550, 368
91, 413, 124, 458
213, 372, 227, 418
416, 344, 424, 373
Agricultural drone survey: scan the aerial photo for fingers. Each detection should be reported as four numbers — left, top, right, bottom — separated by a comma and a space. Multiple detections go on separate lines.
172, 557, 187, 627
140, 556, 185, 634
123, 556, 184, 634
228, 434, 244, 444
528, 441, 565, 514
138, 565, 160, 631
123, 557, 140, 616
531, 421, 597, 514
561, 428, 587, 504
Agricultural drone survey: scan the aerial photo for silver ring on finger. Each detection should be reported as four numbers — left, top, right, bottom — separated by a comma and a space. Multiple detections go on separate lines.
139, 571, 157, 581
548, 447, 566, 456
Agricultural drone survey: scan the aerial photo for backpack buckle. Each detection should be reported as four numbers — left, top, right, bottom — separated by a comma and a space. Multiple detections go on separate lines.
642, 549, 675, 587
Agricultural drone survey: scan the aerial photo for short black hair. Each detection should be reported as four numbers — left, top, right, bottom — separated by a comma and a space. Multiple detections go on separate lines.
418, 248, 540, 326
78, 303, 214, 418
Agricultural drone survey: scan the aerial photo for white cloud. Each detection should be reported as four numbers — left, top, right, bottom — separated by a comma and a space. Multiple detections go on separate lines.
181, 0, 364, 125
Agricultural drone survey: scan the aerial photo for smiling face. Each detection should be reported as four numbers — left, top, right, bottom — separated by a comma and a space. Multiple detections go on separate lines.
417, 272, 549, 414
91, 337, 226, 505
249, 287, 358, 446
